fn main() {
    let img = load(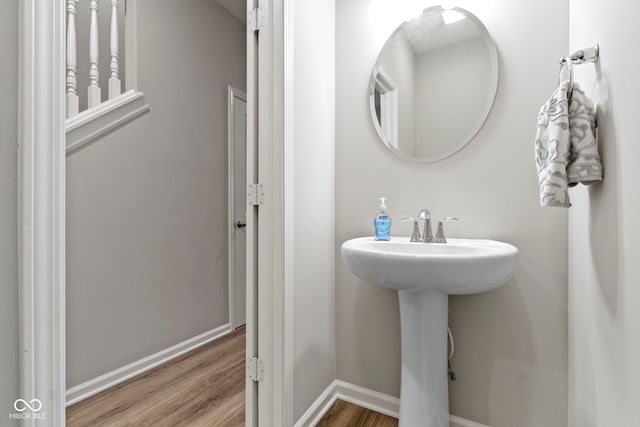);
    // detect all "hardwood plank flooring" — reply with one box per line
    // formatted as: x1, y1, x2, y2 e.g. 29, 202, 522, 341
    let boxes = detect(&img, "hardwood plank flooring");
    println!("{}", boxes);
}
66, 326, 246, 427
316, 400, 398, 427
